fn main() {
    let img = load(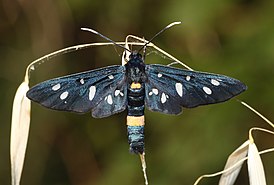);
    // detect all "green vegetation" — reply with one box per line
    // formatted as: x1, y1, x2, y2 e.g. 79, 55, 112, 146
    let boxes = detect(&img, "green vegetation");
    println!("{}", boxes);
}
1, 0, 273, 184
